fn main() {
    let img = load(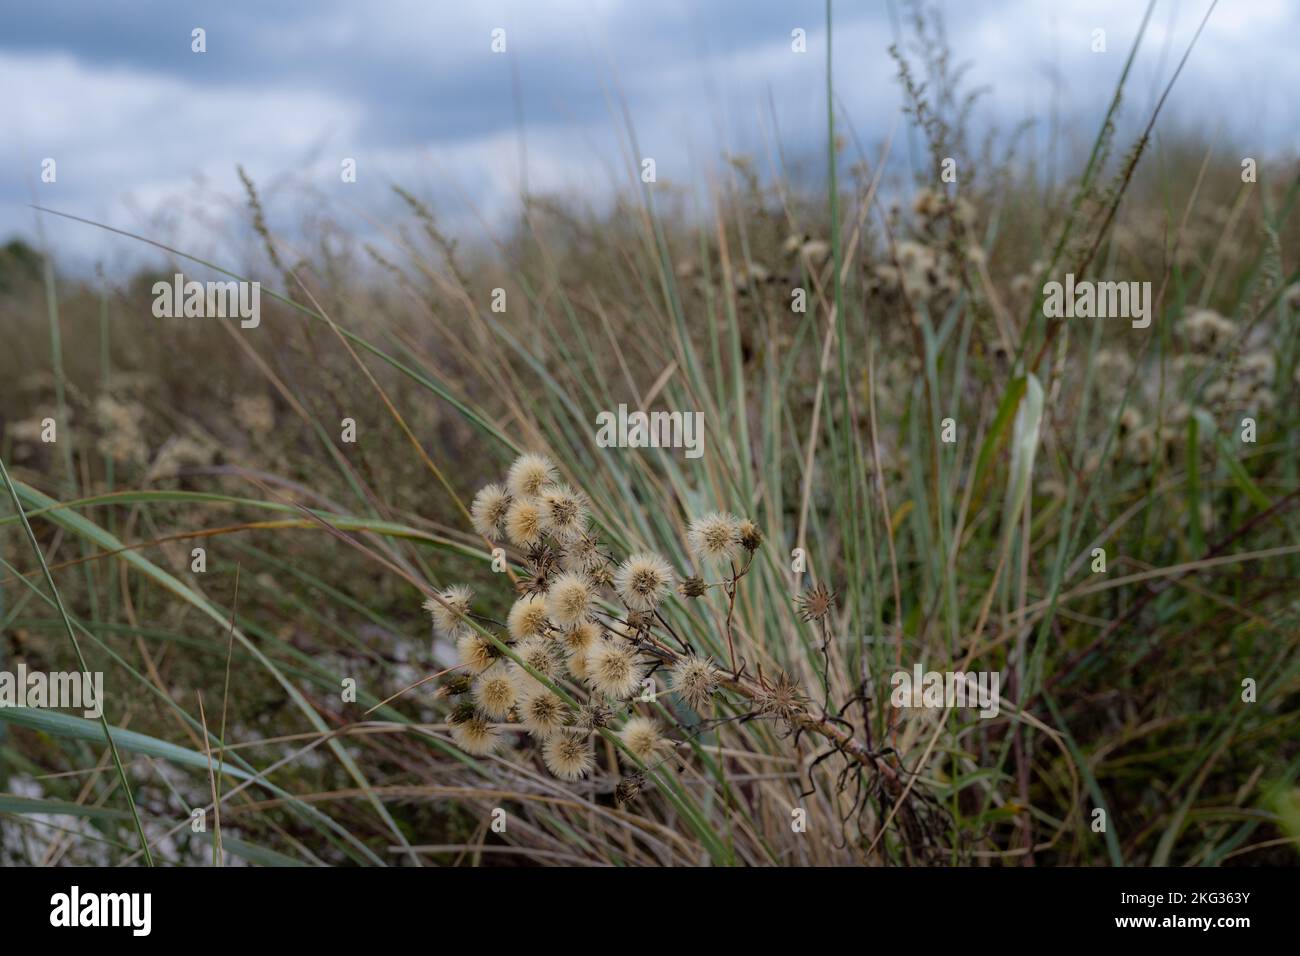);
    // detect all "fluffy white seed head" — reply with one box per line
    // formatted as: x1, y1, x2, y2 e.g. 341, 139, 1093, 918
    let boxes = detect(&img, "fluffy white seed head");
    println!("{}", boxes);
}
537, 483, 588, 542
424, 584, 473, 638
542, 730, 595, 781
507, 453, 558, 499
509, 635, 562, 696
471, 663, 518, 720
456, 633, 499, 675
586, 639, 646, 699
450, 714, 502, 756
504, 498, 543, 549
686, 512, 743, 564
507, 594, 551, 641
470, 484, 512, 540
617, 715, 671, 767
546, 572, 595, 627
671, 655, 719, 712
518, 686, 568, 738
614, 552, 675, 611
